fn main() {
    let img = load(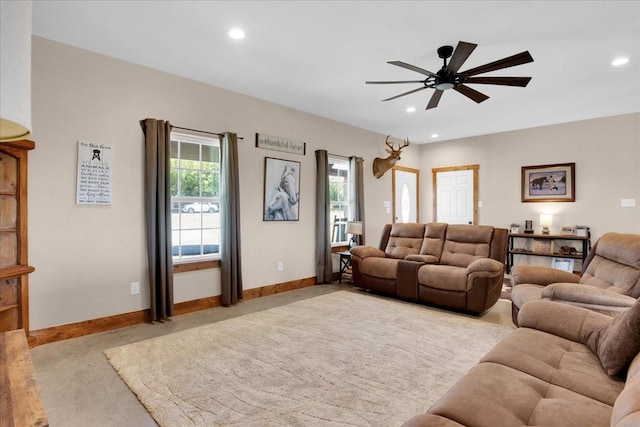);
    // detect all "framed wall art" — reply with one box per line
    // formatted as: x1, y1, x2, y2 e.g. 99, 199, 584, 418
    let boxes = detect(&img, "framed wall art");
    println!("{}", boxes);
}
560, 226, 575, 235
552, 257, 575, 273
263, 157, 300, 221
521, 162, 575, 203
